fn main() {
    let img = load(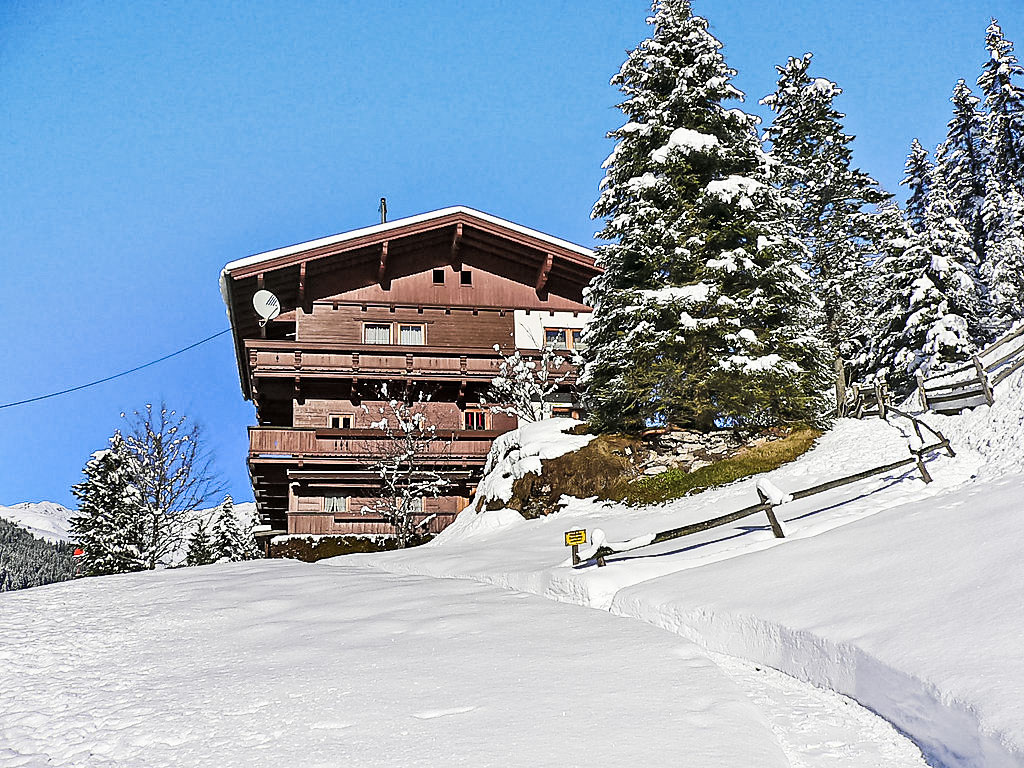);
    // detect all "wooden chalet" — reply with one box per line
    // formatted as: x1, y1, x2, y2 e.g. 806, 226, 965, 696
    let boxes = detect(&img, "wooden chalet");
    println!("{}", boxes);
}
220, 206, 600, 539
